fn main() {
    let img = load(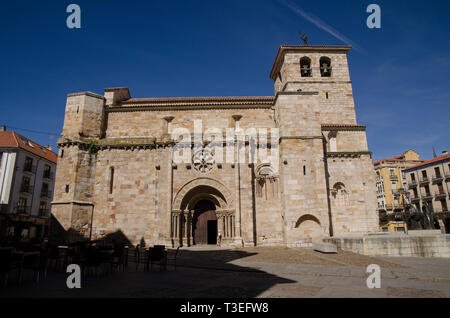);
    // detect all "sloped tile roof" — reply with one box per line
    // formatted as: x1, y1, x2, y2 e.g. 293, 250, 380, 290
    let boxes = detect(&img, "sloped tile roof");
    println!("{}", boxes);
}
404, 153, 450, 171
0, 131, 57, 164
